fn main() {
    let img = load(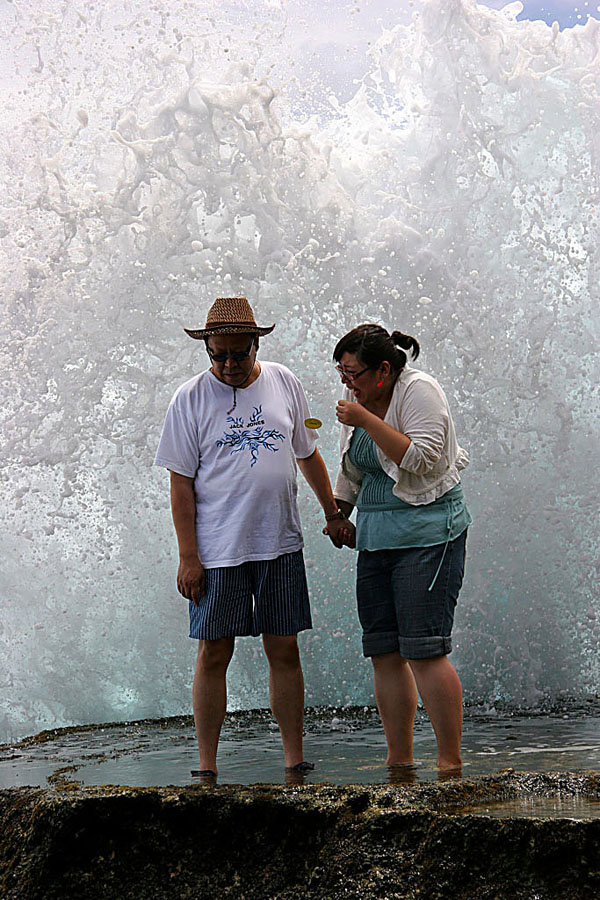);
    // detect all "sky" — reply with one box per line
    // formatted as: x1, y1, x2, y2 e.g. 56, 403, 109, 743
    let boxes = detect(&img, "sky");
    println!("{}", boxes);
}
482, 0, 598, 26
